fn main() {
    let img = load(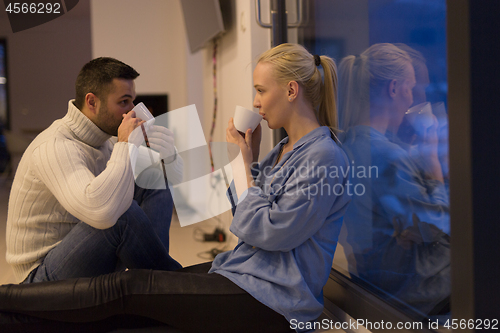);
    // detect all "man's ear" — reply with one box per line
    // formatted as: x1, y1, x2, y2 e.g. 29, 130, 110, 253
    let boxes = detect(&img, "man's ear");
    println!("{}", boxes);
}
85, 93, 99, 114
287, 81, 299, 101
388, 79, 398, 99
